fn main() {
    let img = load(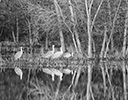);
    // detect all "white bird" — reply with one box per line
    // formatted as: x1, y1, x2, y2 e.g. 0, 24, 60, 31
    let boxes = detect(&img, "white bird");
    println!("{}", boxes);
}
14, 67, 23, 80
14, 47, 23, 60
63, 52, 73, 58
42, 45, 55, 58
43, 68, 55, 81
51, 68, 63, 81
62, 68, 73, 74
51, 47, 63, 59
